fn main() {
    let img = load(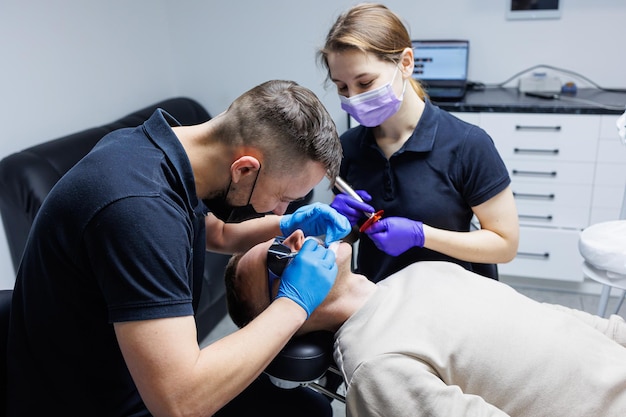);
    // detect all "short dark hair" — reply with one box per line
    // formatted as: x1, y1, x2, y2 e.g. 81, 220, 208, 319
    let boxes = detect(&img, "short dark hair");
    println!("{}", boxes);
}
221, 80, 342, 185
224, 252, 258, 328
